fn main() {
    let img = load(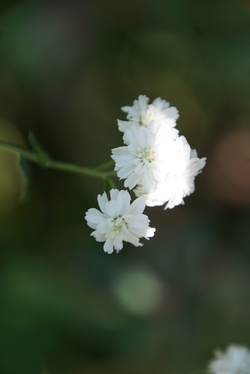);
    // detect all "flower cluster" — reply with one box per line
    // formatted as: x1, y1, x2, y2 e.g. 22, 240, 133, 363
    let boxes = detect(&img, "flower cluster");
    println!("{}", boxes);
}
85, 95, 206, 253
112, 95, 206, 209
208, 345, 250, 374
